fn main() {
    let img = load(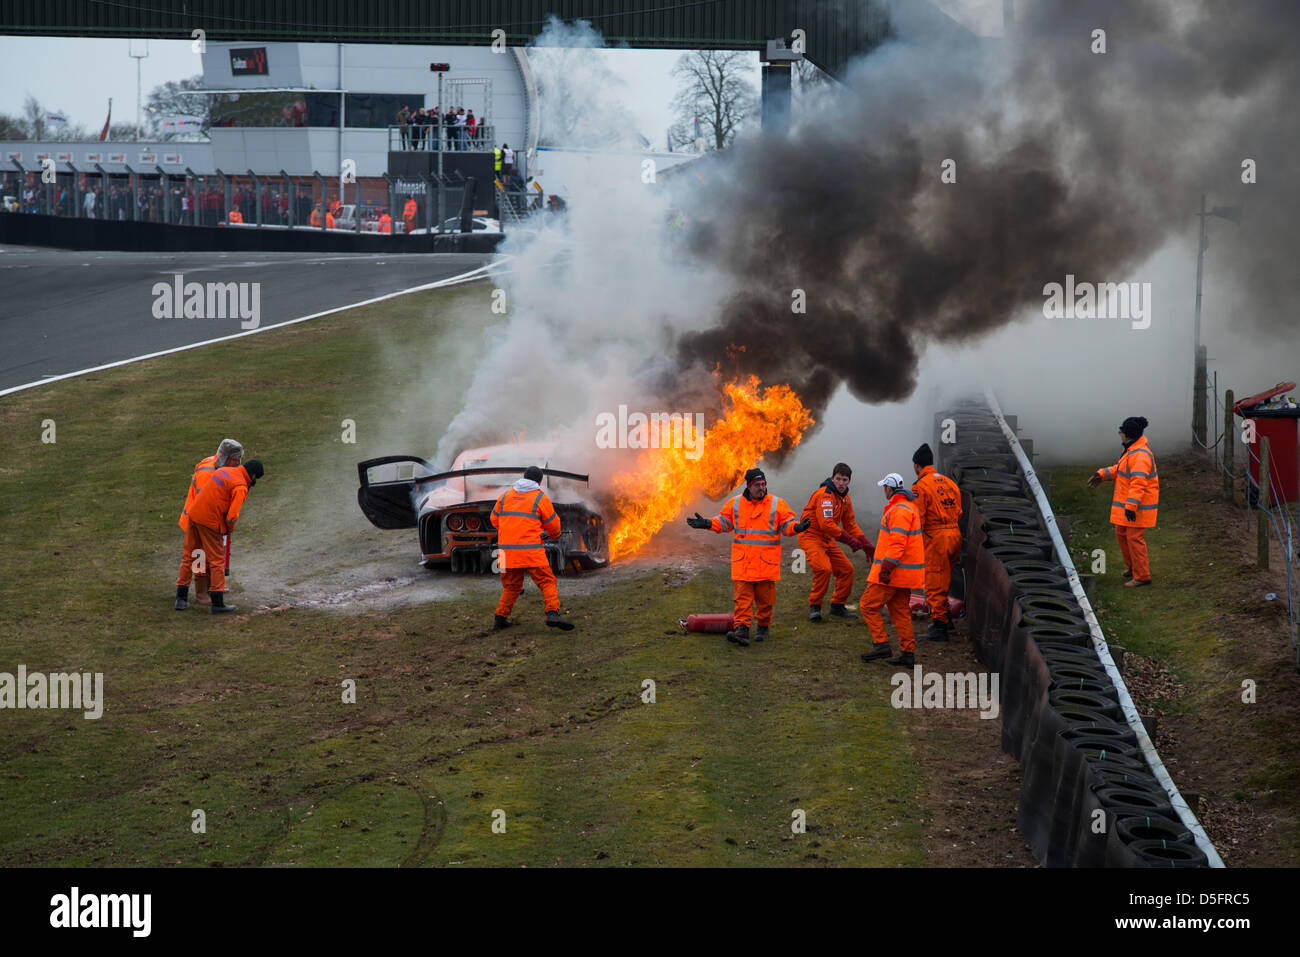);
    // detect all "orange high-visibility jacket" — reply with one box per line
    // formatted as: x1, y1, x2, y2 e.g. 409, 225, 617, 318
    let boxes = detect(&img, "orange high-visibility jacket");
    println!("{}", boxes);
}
186, 465, 253, 535
179, 454, 218, 531
867, 492, 925, 587
228, 210, 243, 223
378, 214, 392, 233
490, 485, 561, 569
710, 492, 798, 582
325, 212, 335, 228
1096, 435, 1159, 528
403, 199, 418, 218
912, 465, 963, 532
799, 481, 866, 543
310, 208, 323, 227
